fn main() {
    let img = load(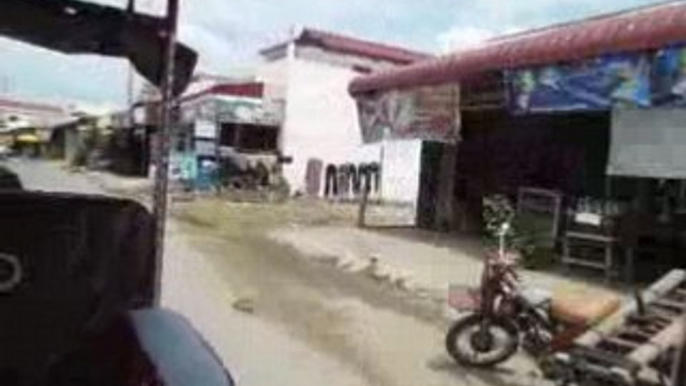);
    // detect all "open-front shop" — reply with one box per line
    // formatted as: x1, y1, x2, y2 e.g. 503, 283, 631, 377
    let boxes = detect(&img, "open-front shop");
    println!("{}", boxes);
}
350, 2, 686, 283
